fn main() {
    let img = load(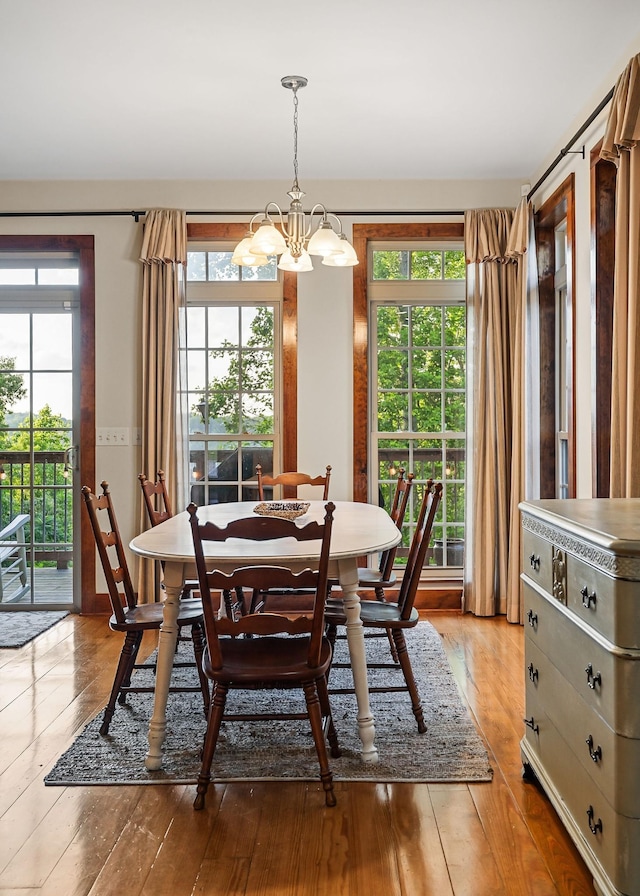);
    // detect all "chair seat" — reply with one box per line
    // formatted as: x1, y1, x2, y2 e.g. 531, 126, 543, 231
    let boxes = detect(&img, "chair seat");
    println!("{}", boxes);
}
324, 597, 419, 629
203, 635, 333, 685
109, 598, 204, 633
357, 568, 397, 589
